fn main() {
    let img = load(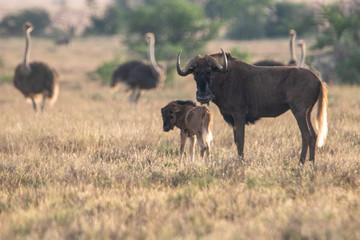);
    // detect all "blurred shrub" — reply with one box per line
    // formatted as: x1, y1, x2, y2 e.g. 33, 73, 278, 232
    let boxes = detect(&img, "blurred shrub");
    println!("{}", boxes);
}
125, 0, 220, 83
230, 47, 251, 63
0, 8, 51, 36
125, 0, 220, 57
226, 14, 267, 39
87, 57, 122, 85
336, 49, 360, 84
203, 0, 268, 40
265, 2, 318, 37
0, 57, 12, 85
0, 74, 13, 84
313, 0, 360, 84
84, 6, 124, 35
205, 0, 316, 39
204, 0, 238, 20
88, 0, 220, 84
